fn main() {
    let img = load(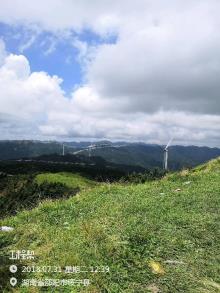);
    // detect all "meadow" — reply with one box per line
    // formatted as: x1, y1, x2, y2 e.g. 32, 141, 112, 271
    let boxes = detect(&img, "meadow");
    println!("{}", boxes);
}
0, 158, 220, 292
